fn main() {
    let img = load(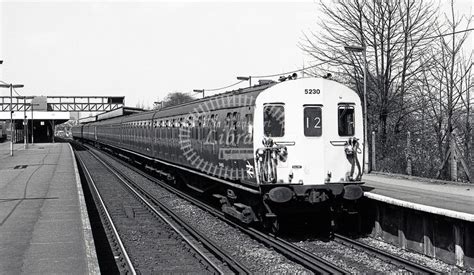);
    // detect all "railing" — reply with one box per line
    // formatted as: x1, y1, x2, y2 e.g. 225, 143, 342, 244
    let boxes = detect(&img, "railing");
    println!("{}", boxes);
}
0, 96, 124, 112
